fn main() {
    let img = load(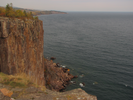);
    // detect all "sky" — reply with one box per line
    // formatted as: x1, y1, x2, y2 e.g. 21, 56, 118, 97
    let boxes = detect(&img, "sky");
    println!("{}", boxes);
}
0, 0, 133, 12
